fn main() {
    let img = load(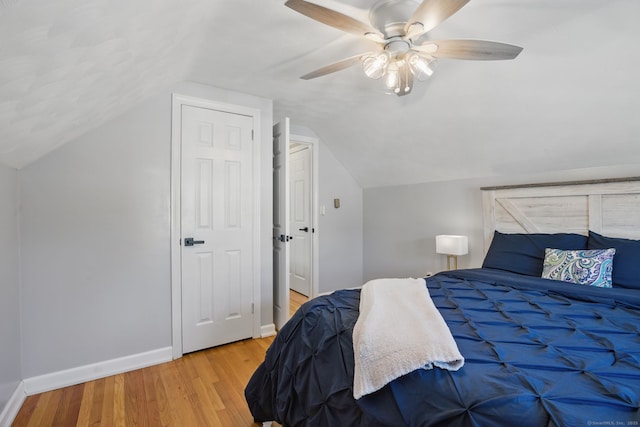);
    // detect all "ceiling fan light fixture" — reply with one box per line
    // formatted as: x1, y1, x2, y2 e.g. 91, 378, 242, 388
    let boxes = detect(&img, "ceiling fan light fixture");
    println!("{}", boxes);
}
383, 59, 413, 96
362, 52, 390, 79
384, 62, 399, 90
408, 53, 435, 81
